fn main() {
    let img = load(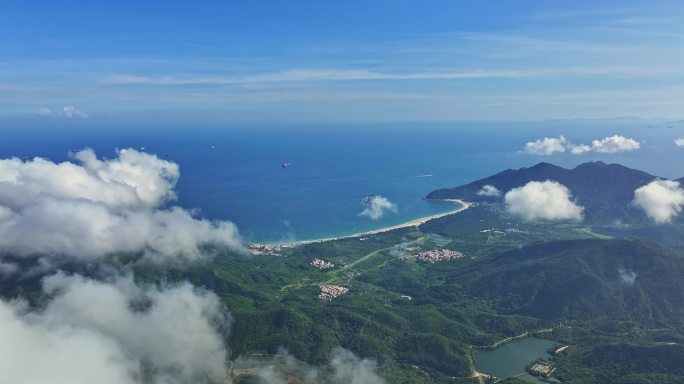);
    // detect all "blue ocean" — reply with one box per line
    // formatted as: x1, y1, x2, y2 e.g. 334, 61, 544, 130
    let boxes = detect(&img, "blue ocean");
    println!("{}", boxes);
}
0, 121, 679, 243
